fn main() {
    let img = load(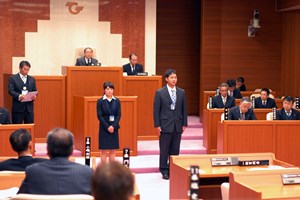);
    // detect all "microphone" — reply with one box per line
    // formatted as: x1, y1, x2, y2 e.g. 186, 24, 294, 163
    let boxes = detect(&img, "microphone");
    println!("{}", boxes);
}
189, 165, 200, 200
123, 148, 130, 168
85, 137, 91, 166
209, 96, 212, 109
272, 107, 277, 120
252, 96, 255, 108
224, 107, 229, 120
